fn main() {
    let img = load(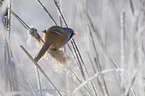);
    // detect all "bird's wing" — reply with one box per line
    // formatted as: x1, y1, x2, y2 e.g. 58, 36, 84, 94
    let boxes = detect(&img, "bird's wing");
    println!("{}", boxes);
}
51, 28, 64, 35
34, 40, 53, 62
